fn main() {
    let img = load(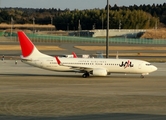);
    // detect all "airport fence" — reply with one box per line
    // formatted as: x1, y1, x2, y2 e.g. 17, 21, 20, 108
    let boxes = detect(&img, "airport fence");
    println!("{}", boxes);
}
4, 33, 166, 45
0, 31, 5, 36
